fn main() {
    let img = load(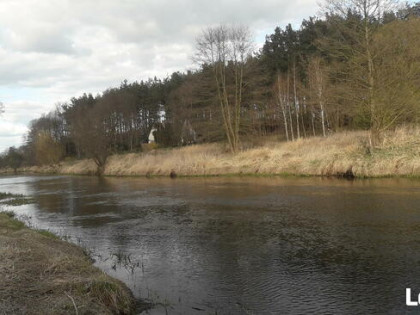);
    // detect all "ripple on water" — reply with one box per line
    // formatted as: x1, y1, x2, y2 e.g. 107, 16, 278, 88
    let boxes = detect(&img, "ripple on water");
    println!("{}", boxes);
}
2, 175, 420, 314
